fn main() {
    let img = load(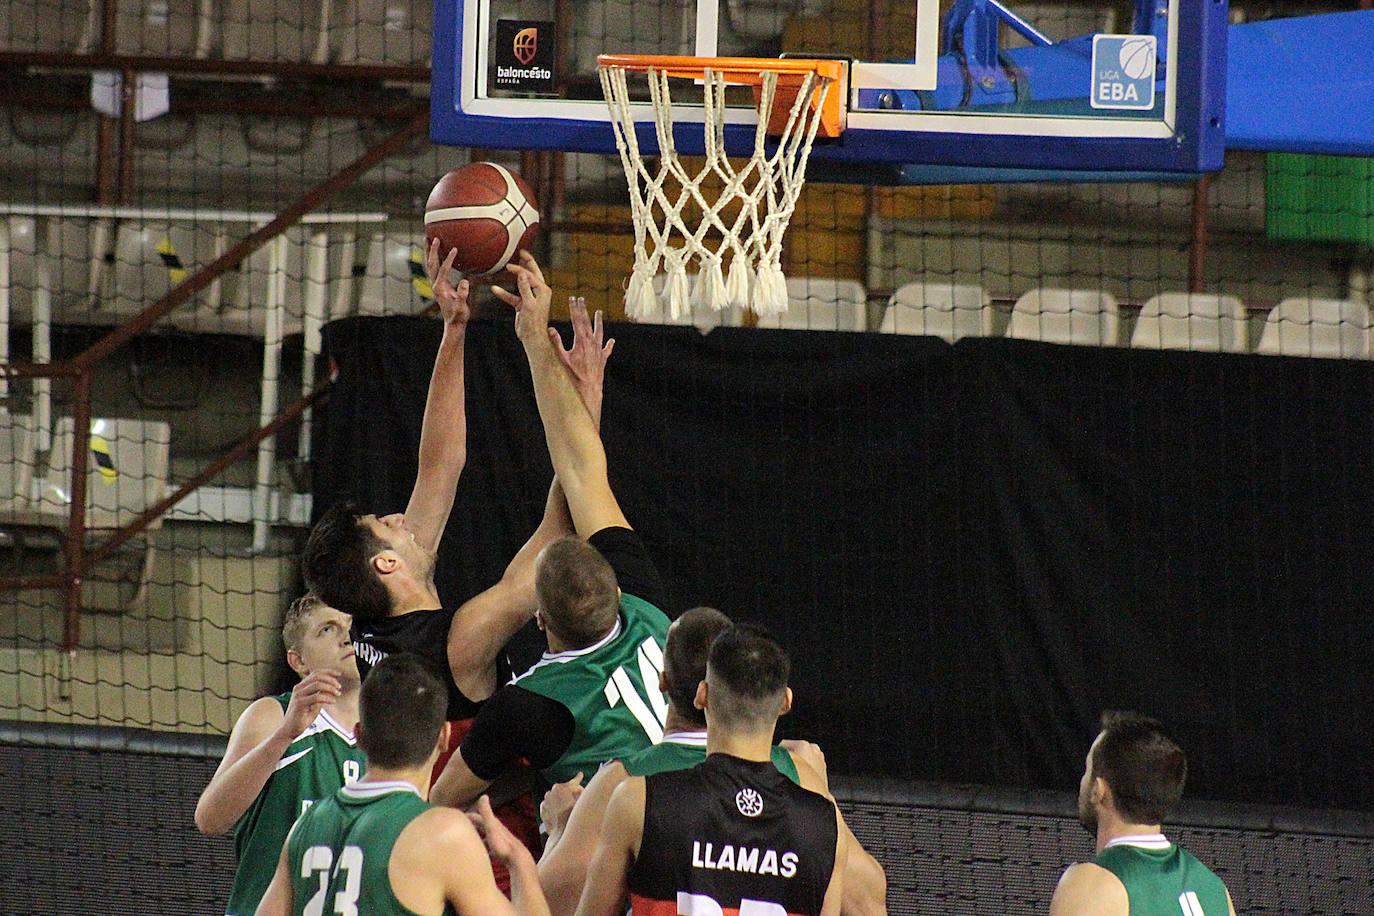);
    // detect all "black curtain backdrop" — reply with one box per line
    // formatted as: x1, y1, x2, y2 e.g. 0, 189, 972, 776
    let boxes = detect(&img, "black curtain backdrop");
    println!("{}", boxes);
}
315, 316, 1374, 811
